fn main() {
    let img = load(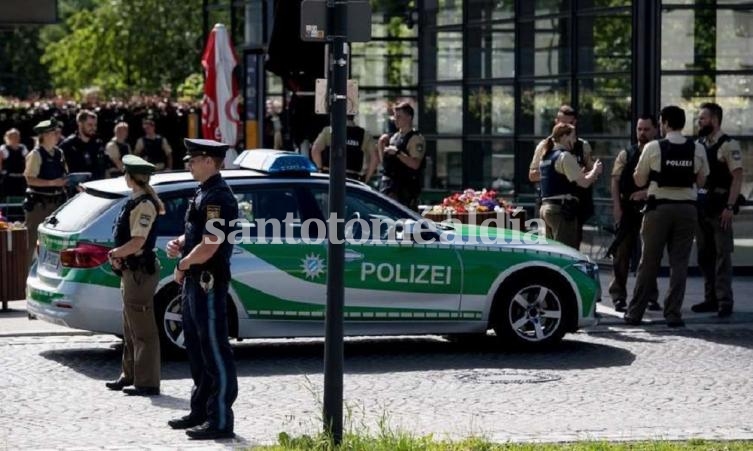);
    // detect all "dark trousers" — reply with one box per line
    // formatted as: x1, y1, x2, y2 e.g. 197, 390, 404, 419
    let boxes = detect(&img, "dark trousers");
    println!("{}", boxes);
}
627, 203, 697, 322
182, 273, 238, 431
608, 217, 640, 302
696, 213, 735, 308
